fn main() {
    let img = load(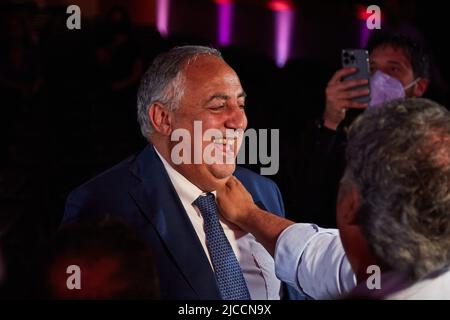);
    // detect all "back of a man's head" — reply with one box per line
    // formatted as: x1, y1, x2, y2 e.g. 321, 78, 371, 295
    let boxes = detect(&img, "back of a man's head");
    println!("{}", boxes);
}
346, 98, 450, 280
